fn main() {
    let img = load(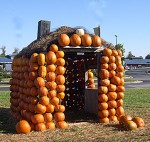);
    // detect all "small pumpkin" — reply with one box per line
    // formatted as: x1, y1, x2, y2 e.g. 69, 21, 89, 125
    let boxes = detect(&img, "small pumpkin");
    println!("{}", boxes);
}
107, 92, 117, 101
38, 66, 47, 78
56, 58, 65, 66
99, 117, 109, 124
31, 114, 44, 124
39, 96, 49, 105
46, 81, 57, 90
98, 110, 109, 118
56, 85, 65, 92
30, 53, 38, 63
56, 121, 68, 129
50, 97, 60, 106
45, 122, 55, 129
55, 105, 65, 112
34, 77, 45, 88
43, 113, 53, 122
103, 48, 112, 56
46, 64, 56, 72
38, 86, 48, 96
34, 104, 46, 114
46, 72, 56, 82
49, 44, 58, 52
46, 103, 55, 113
37, 53, 45, 66
111, 76, 121, 86
54, 112, 65, 121
132, 117, 145, 128
46, 51, 57, 64
56, 51, 65, 58
108, 108, 116, 116
107, 100, 117, 109
108, 84, 117, 92
98, 102, 108, 110
112, 49, 118, 56
98, 94, 108, 102
100, 56, 109, 64
56, 75, 65, 85
35, 123, 46, 131
47, 90, 57, 98
98, 86, 108, 94
125, 121, 137, 131
57, 92, 65, 99
99, 69, 109, 79
56, 66, 65, 75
